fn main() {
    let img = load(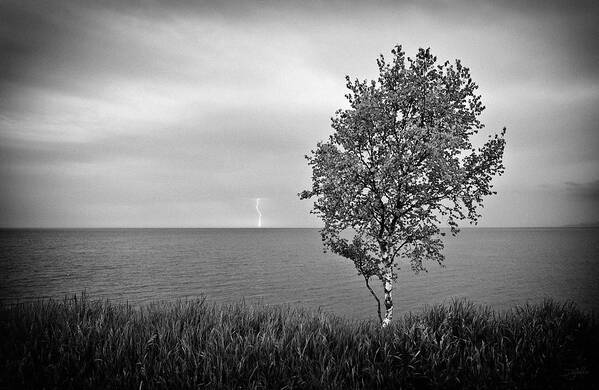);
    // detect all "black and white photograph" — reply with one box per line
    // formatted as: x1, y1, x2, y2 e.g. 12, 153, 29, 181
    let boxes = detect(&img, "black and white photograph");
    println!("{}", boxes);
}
1, 0, 598, 388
